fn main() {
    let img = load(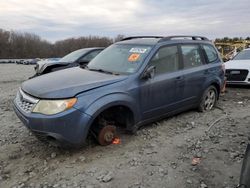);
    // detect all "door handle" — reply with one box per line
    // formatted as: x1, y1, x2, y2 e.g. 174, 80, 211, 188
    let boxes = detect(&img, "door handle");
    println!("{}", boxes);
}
204, 69, 210, 74
176, 76, 184, 80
